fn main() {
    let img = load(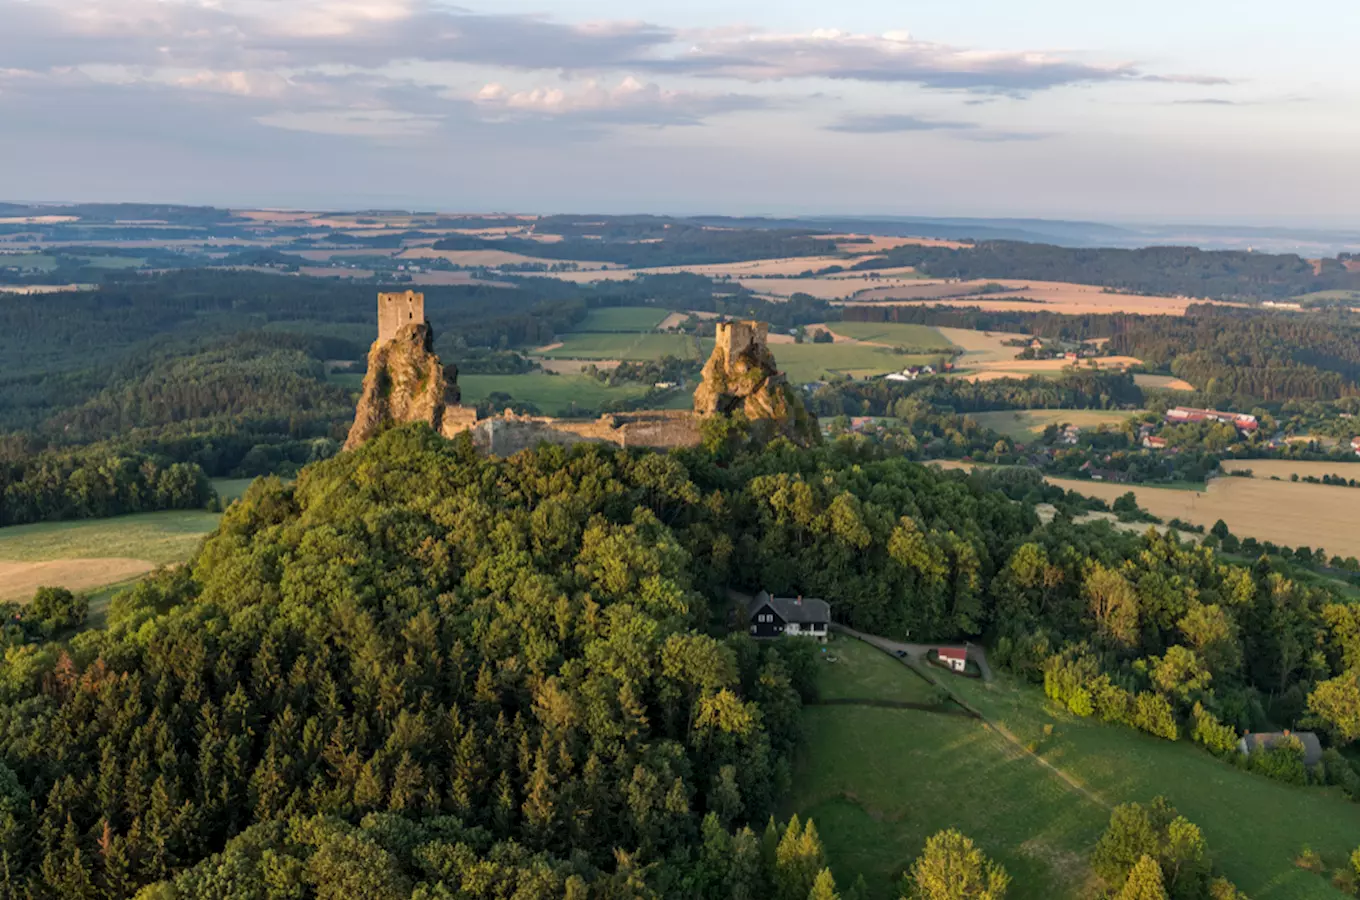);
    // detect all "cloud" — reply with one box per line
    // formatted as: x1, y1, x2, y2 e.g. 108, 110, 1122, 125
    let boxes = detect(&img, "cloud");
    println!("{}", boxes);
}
635, 28, 1166, 93
473, 76, 770, 126
826, 114, 978, 133
825, 113, 1050, 143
